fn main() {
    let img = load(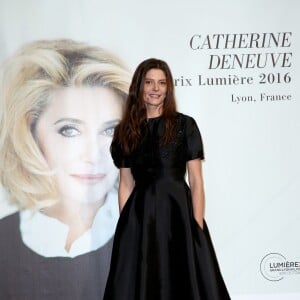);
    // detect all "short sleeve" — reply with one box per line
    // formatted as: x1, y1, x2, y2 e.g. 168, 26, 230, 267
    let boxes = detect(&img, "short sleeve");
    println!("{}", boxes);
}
185, 116, 205, 161
110, 139, 132, 168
